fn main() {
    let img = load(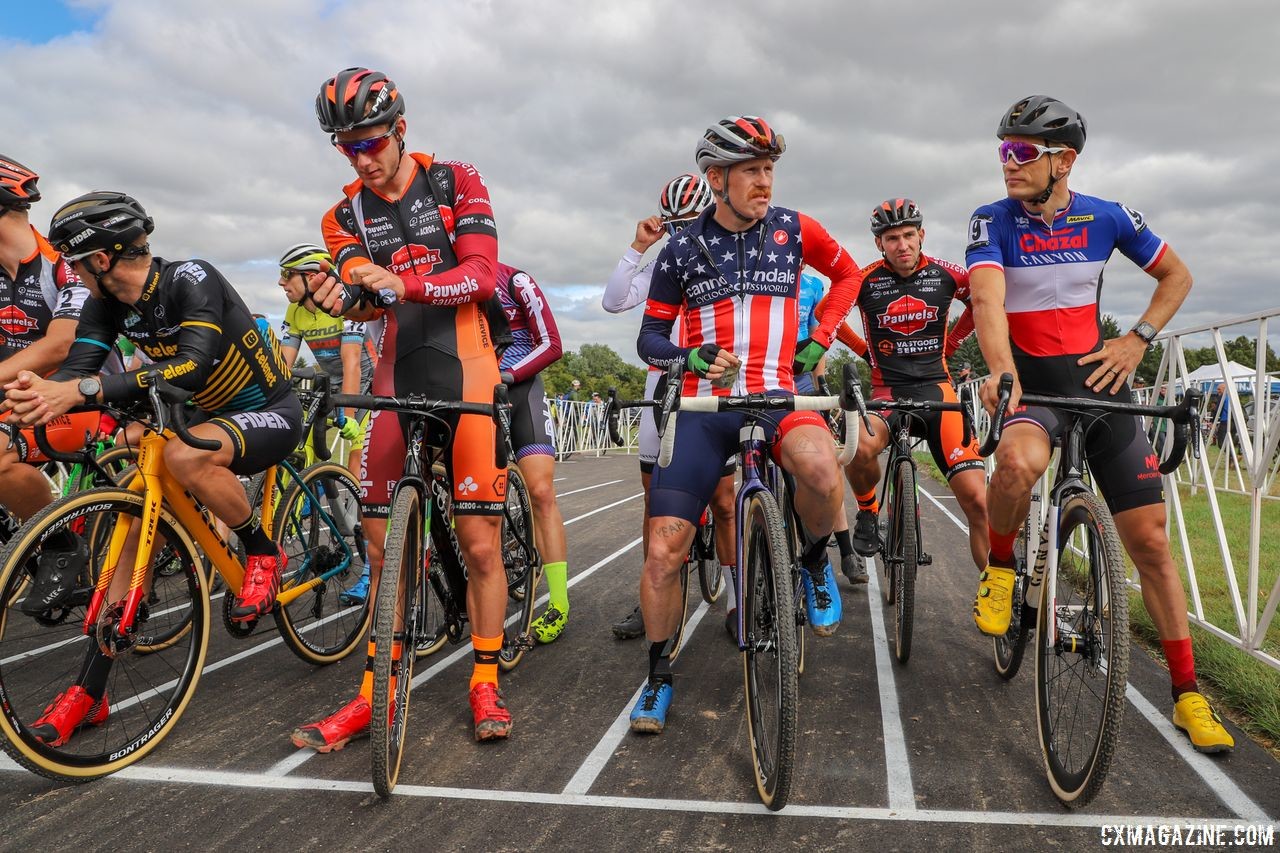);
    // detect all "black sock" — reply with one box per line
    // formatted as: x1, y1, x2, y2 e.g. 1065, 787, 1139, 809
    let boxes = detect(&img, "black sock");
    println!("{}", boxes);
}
834, 529, 854, 559
1172, 679, 1199, 703
76, 645, 113, 701
799, 524, 829, 570
648, 639, 672, 685
230, 514, 274, 556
